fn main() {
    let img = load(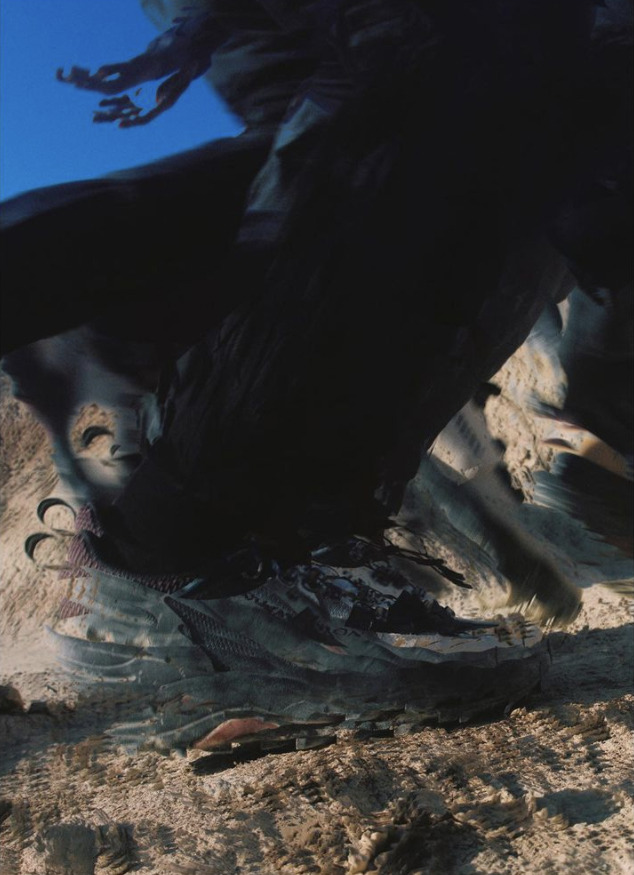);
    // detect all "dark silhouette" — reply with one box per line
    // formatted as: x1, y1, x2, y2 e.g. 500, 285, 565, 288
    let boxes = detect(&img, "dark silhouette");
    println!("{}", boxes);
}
1, 0, 631, 577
